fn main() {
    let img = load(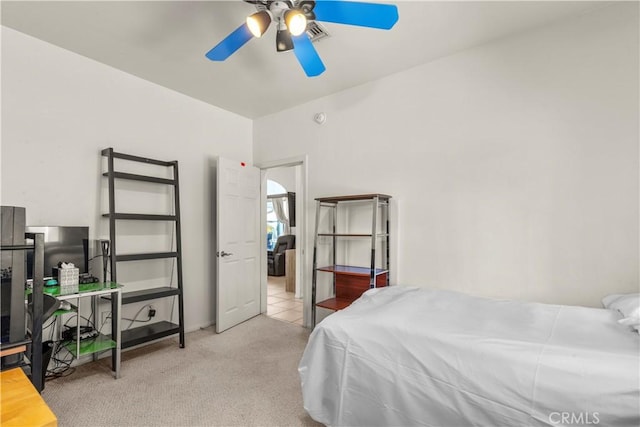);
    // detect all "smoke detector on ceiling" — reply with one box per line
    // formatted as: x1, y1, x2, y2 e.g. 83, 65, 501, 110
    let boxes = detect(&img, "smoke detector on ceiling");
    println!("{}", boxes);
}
314, 112, 327, 124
